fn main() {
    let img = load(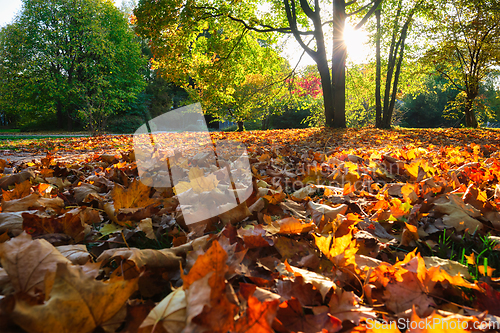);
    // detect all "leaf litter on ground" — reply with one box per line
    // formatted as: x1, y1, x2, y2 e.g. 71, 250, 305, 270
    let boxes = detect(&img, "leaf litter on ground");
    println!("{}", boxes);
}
0, 127, 500, 332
